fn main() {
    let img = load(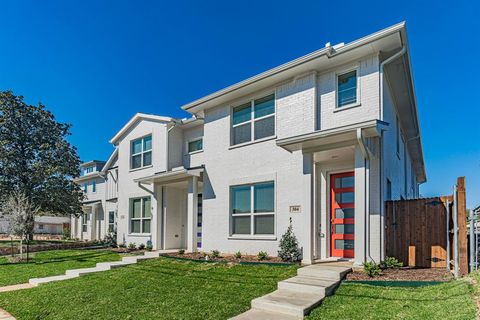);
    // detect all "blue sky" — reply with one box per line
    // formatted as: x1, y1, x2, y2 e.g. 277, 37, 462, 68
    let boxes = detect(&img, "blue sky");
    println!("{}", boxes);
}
0, 1, 479, 207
